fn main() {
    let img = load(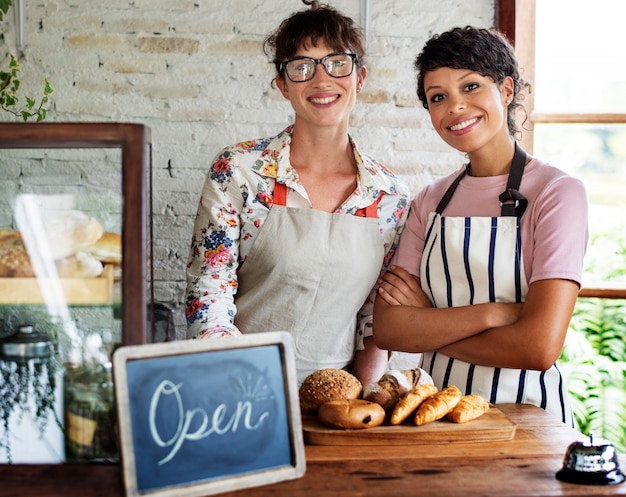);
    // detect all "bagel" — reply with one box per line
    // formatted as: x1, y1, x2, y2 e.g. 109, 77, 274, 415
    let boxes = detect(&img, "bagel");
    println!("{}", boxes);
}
318, 399, 386, 429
